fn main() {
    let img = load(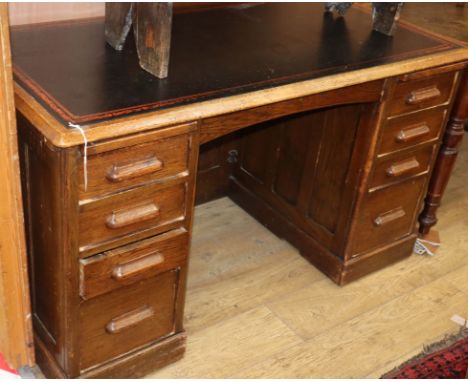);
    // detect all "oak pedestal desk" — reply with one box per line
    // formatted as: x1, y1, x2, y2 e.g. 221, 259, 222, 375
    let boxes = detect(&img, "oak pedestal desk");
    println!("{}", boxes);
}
11, 4, 468, 379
